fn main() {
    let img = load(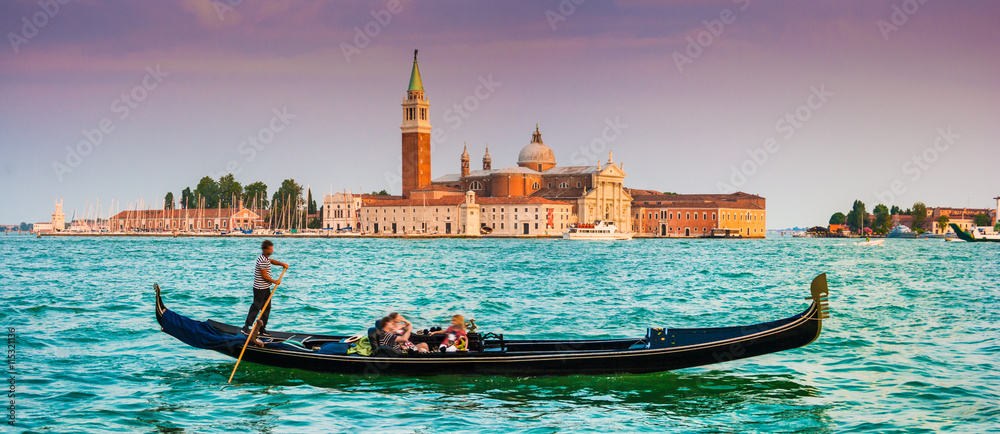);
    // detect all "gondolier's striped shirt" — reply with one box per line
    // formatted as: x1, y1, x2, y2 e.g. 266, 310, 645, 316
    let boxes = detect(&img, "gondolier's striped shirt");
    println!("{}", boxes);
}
253, 254, 272, 290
